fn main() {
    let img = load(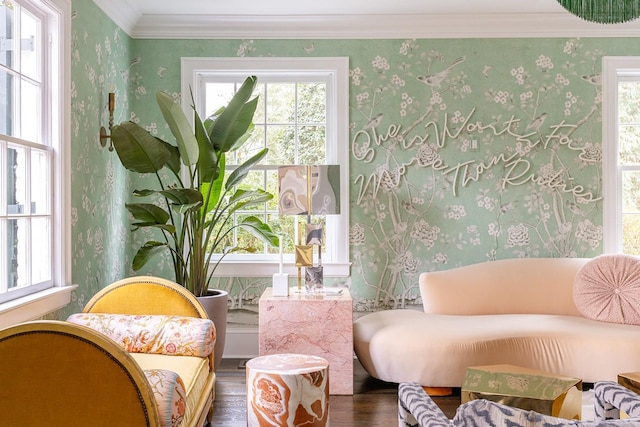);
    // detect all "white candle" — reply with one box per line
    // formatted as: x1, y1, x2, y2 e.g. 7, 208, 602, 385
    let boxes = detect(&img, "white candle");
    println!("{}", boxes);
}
279, 242, 283, 274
